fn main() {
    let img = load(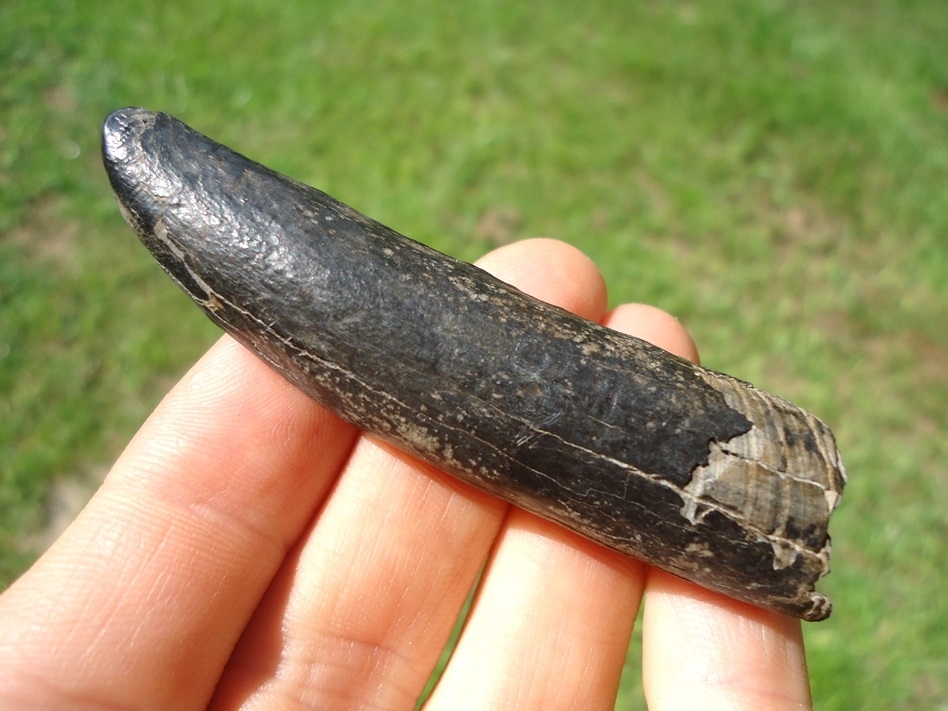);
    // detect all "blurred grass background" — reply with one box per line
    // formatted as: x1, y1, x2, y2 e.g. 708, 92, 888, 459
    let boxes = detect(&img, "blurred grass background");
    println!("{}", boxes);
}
1, 1, 946, 708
